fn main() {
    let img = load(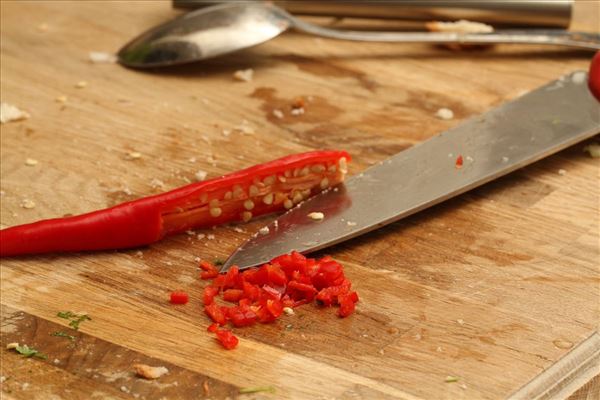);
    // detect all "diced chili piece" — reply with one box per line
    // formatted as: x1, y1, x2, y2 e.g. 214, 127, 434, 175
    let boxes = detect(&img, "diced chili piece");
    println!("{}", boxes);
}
455, 155, 463, 169
200, 261, 219, 280
261, 285, 283, 301
265, 299, 283, 318
170, 291, 189, 305
266, 263, 287, 286
227, 306, 258, 327
223, 289, 244, 303
222, 266, 239, 289
203, 286, 219, 305
288, 281, 317, 295
207, 323, 219, 333
215, 329, 239, 350
205, 303, 227, 325
338, 295, 356, 318
242, 281, 260, 302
